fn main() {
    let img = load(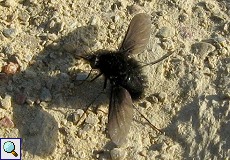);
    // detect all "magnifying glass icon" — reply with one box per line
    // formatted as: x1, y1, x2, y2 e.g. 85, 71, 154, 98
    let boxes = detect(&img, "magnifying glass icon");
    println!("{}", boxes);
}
3, 141, 18, 157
